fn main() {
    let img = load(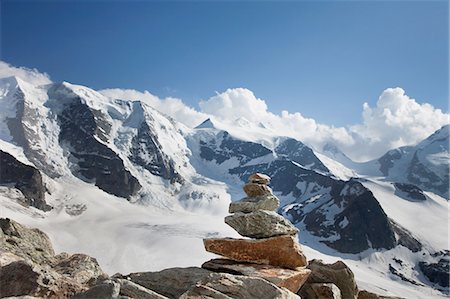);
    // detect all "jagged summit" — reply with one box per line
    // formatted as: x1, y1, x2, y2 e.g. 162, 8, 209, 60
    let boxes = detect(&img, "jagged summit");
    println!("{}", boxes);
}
195, 117, 216, 129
